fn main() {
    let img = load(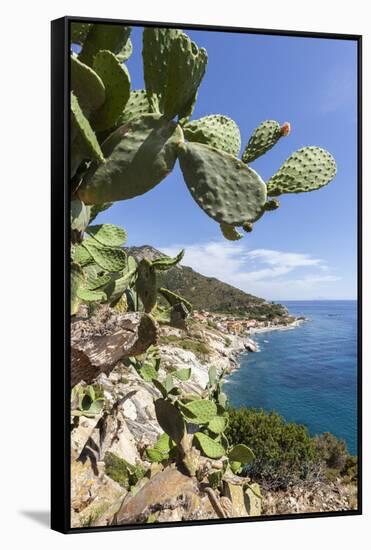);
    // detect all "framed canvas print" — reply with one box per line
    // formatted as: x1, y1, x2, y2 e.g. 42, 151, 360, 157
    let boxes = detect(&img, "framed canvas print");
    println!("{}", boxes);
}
51, 16, 362, 533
